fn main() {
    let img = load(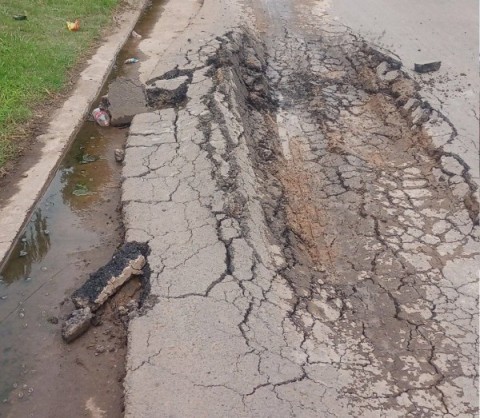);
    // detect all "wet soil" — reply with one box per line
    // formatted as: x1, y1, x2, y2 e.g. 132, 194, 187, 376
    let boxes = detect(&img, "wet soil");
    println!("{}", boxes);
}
0, 1, 165, 416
